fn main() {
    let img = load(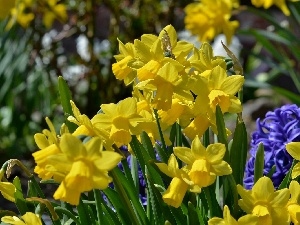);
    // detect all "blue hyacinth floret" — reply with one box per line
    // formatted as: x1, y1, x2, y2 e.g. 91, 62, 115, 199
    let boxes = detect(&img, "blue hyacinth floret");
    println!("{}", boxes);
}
244, 104, 300, 189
